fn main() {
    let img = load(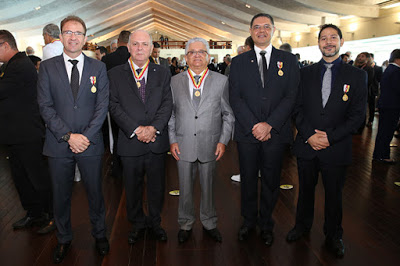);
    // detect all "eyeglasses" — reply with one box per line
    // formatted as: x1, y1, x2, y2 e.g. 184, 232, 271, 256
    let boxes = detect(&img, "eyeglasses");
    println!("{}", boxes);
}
187, 50, 207, 56
62, 31, 85, 36
252, 24, 273, 31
